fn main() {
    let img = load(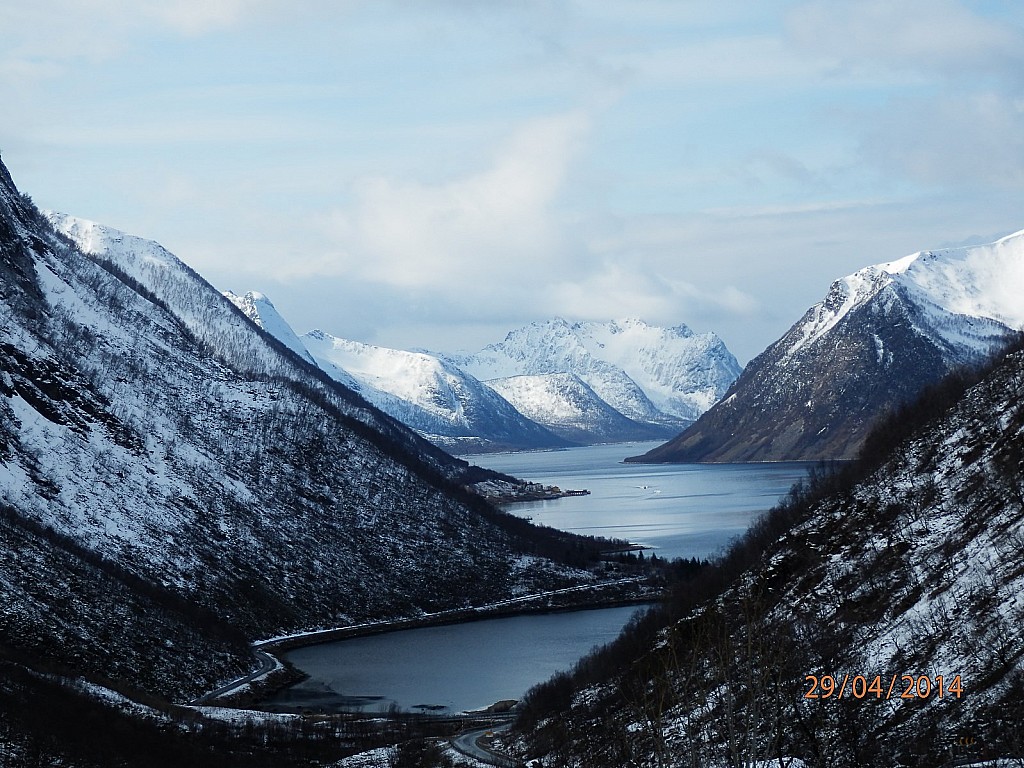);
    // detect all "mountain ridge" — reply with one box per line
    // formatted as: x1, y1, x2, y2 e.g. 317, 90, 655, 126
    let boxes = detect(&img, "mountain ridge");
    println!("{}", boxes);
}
633, 234, 1024, 463
449, 316, 742, 444
0, 161, 609, 709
